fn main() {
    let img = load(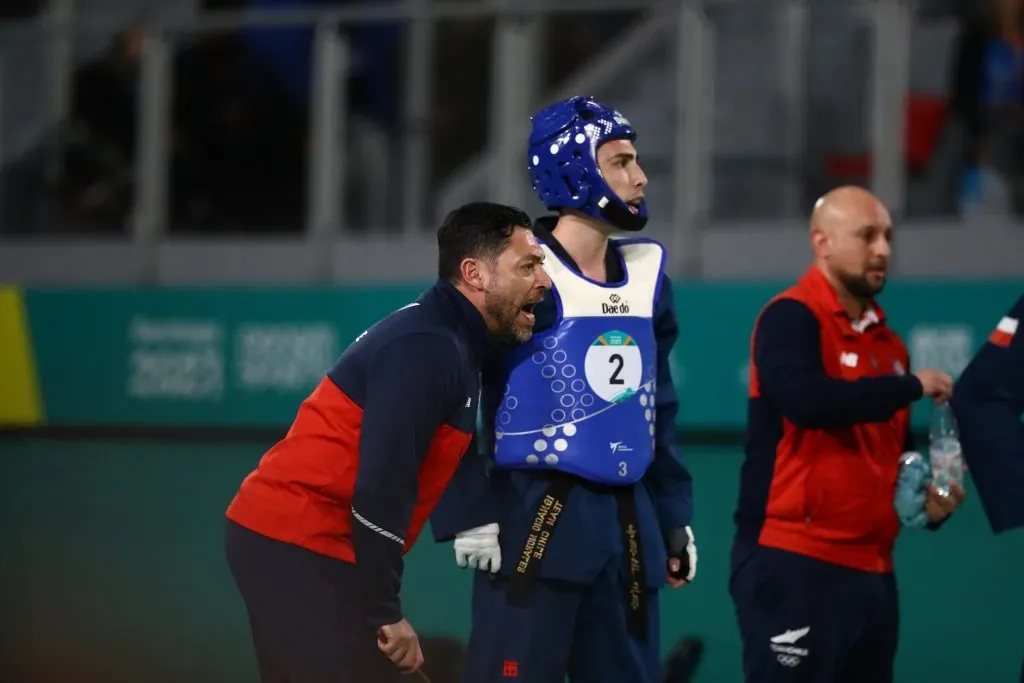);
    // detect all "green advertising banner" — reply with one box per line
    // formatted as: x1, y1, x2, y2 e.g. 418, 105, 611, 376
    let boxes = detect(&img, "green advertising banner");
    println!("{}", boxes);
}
23, 286, 425, 427
19, 281, 1024, 430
